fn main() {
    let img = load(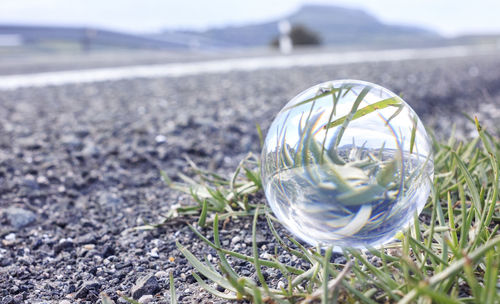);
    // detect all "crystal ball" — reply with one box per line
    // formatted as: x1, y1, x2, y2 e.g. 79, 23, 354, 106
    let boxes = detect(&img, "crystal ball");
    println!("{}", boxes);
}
261, 80, 434, 250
